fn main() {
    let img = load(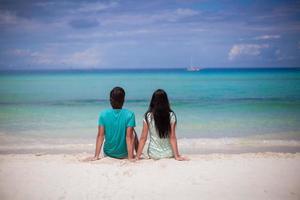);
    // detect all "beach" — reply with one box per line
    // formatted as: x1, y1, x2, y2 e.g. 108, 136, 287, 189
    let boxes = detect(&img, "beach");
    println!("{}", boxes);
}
1, 0, 300, 198
0, 152, 299, 200
1, 69, 300, 199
